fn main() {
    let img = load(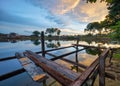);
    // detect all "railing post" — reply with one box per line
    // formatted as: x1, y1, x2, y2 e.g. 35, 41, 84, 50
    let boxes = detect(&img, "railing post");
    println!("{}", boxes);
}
99, 55, 105, 86
41, 31, 45, 57
75, 39, 79, 72
99, 48, 109, 86
109, 49, 113, 63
